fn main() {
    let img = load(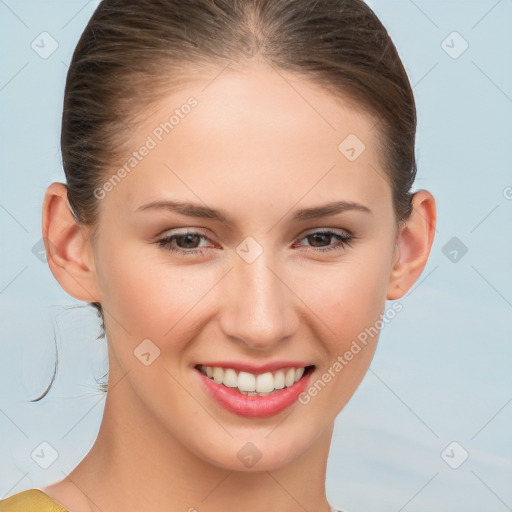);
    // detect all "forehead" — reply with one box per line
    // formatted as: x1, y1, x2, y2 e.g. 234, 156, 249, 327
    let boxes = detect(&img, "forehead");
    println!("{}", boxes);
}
102, 62, 391, 219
